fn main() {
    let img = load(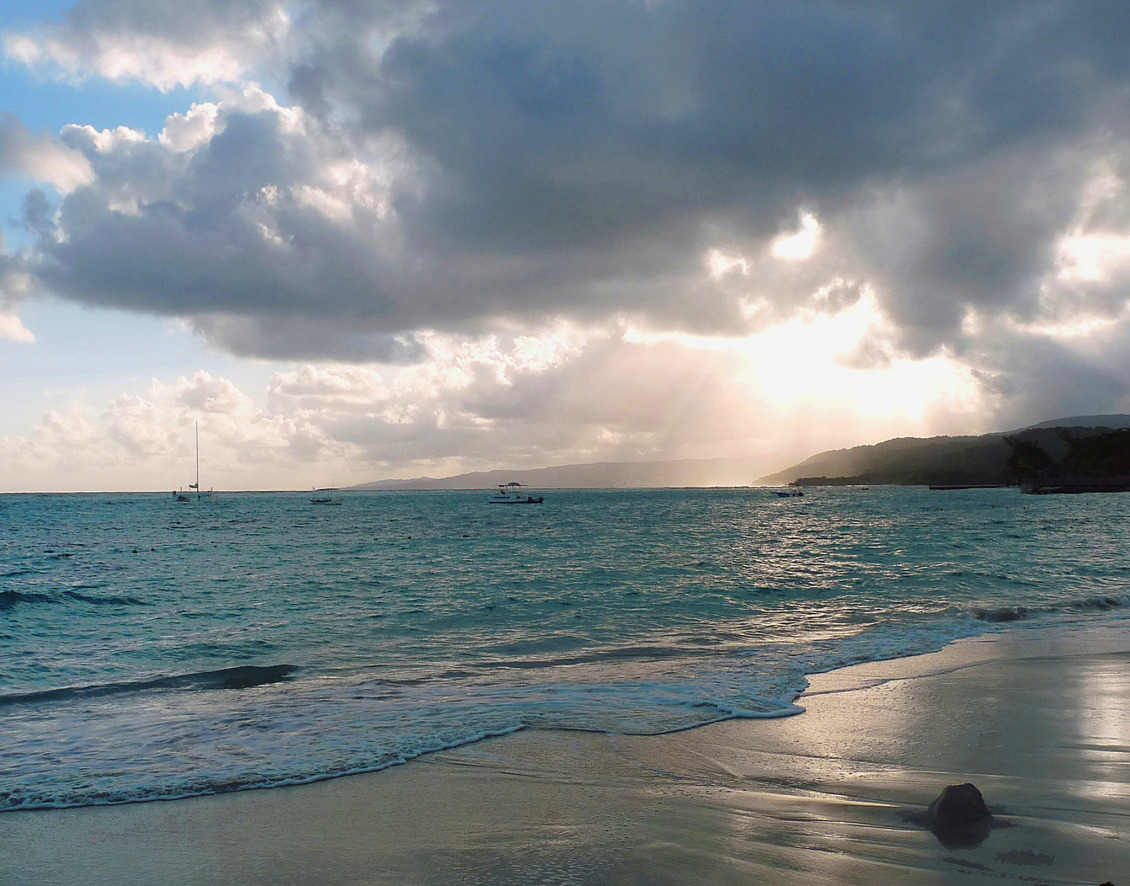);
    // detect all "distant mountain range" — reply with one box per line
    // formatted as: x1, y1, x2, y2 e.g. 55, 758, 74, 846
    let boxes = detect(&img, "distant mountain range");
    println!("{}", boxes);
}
349, 415, 1130, 491
349, 456, 767, 490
